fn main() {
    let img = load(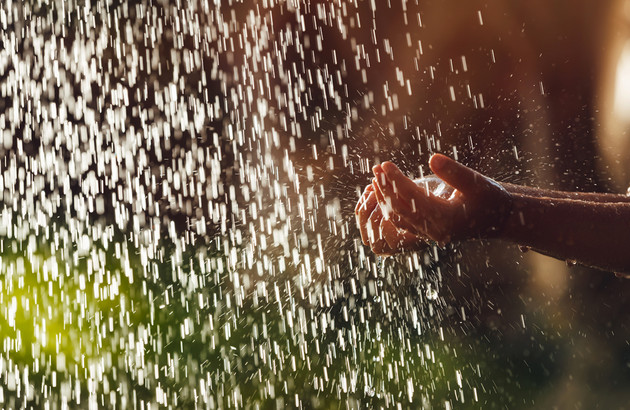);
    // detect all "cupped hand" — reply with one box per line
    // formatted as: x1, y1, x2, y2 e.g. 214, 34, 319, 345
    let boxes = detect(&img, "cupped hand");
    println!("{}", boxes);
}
354, 182, 426, 255
372, 154, 513, 245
